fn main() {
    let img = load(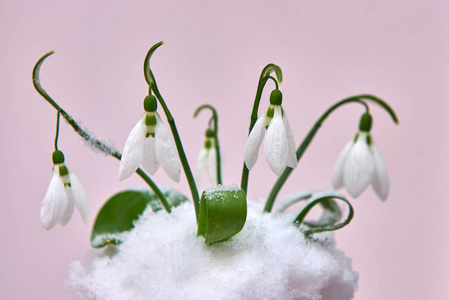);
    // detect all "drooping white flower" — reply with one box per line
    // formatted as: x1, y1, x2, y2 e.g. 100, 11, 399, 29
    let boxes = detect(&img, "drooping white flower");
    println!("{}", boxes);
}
244, 89, 297, 176
195, 131, 217, 187
332, 131, 389, 201
119, 95, 181, 182
40, 151, 89, 230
